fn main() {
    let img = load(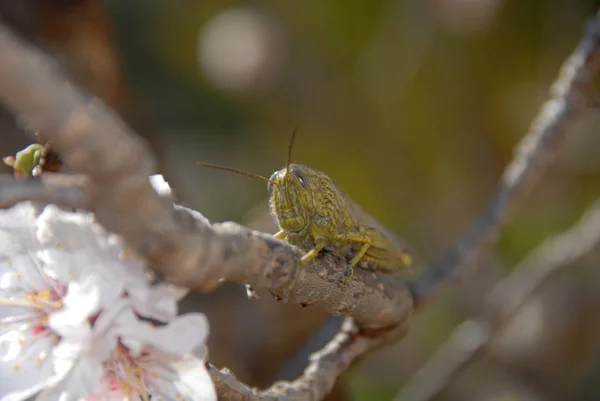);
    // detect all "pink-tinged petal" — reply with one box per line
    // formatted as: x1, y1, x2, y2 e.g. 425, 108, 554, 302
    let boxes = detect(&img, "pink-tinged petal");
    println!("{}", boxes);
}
50, 310, 214, 400
40, 328, 122, 401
